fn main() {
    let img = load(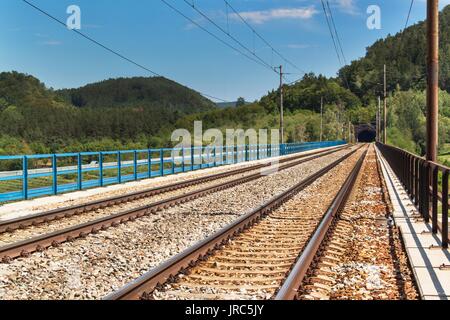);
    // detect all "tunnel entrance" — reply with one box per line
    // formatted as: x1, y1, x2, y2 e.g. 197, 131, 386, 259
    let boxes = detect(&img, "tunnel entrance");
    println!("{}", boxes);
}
358, 129, 376, 142
355, 124, 377, 143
